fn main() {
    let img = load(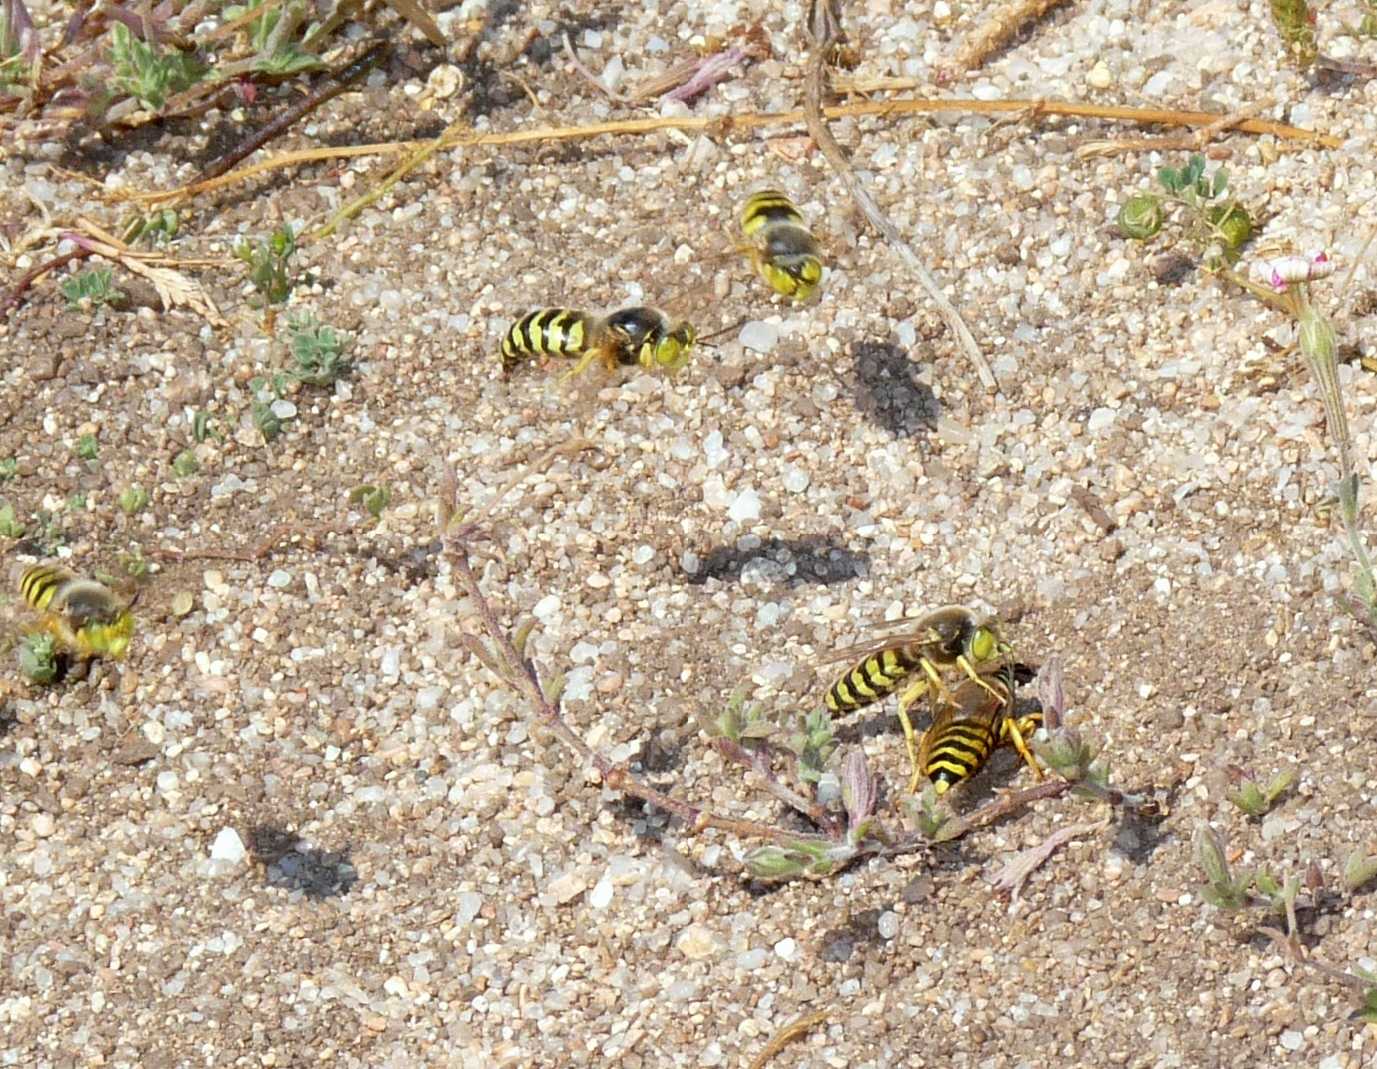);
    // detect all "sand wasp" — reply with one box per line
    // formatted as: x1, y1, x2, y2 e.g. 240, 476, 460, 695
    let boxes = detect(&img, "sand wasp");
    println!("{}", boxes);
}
918, 661, 1044, 796
738, 190, 824, 302
15, 563, 135, 660
820, 606, 1009, 787
500, 306, 697, 381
